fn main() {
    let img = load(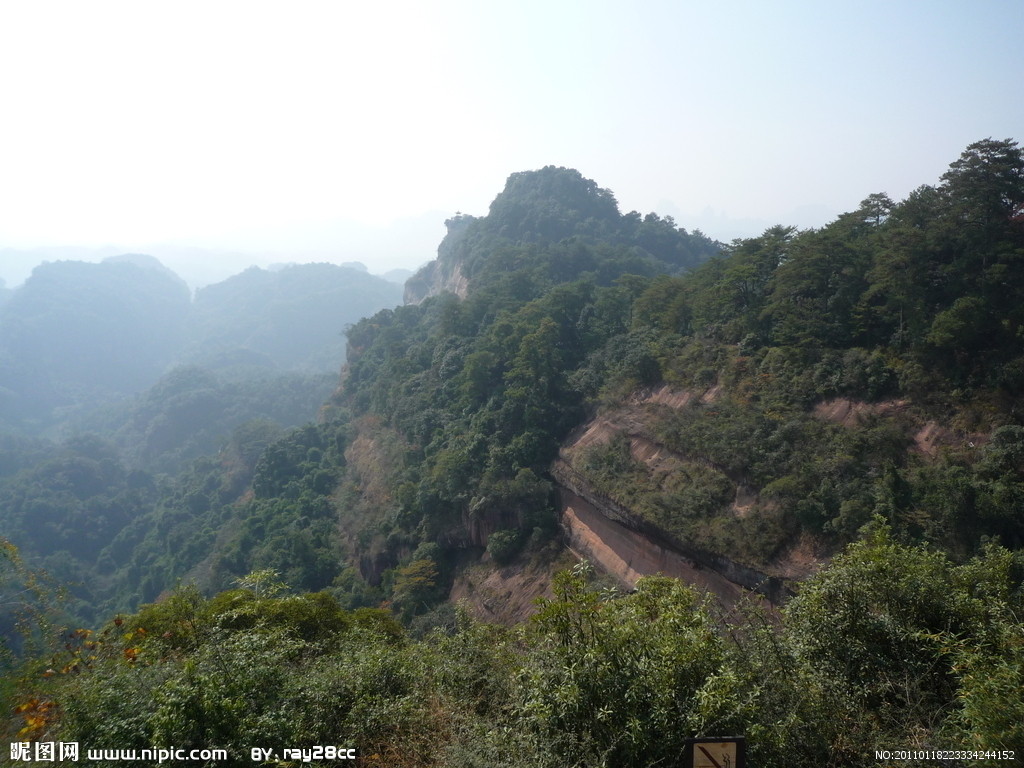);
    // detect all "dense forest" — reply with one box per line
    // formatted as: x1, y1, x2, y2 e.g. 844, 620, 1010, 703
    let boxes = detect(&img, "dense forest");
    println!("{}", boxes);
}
0, 261, 401, 627
3, 142, 1024, 765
